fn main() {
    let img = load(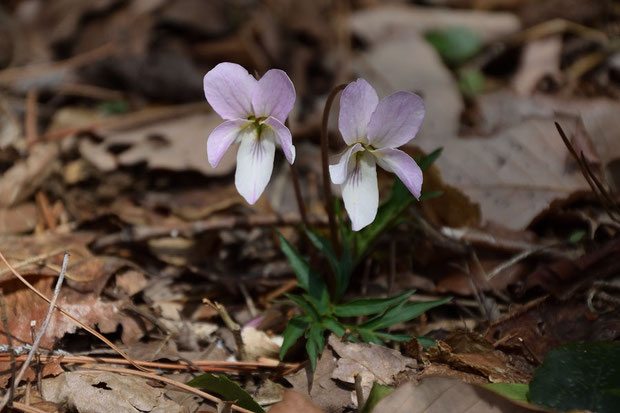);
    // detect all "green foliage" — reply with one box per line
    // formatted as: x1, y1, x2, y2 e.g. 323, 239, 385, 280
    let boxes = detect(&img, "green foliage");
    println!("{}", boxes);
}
569, 229, 586, 244
360, 382, 395, 413
458, 68, 485, 97
484, 383, 529, 403
277, 149, 448, 370
425, 26, 482, 66
528, 341, 620, 413
98, 100, 129, 115
187, 373, 265, 413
